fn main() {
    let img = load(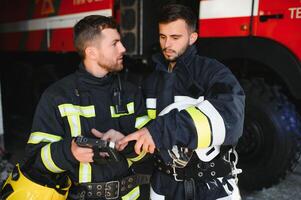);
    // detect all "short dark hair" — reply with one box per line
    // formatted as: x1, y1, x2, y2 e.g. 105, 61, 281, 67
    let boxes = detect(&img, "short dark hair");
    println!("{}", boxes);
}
73, 15, 118, 58
158, 4, 197, 32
